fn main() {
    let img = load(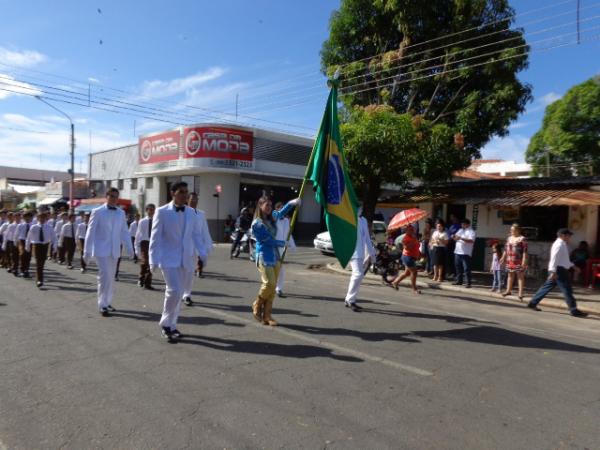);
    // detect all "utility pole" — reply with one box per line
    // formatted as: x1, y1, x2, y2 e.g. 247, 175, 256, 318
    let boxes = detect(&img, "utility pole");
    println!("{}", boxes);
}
544, 146, 551, 177
36, 96, 75, 211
